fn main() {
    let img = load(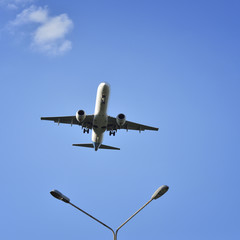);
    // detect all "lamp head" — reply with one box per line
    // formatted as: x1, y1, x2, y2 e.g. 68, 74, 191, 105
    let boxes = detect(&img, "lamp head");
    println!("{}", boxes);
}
151, 185, 169, 200
50, 189, 70, 203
